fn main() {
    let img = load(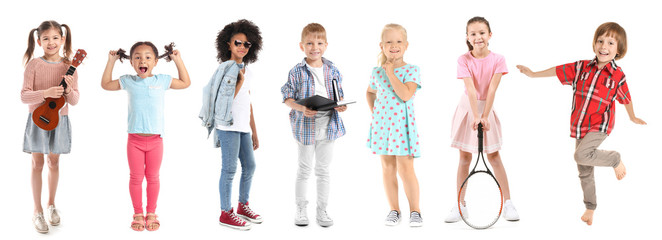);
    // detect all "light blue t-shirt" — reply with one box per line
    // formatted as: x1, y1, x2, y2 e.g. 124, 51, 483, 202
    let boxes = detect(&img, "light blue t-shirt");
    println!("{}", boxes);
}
119, 74, 172, 136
